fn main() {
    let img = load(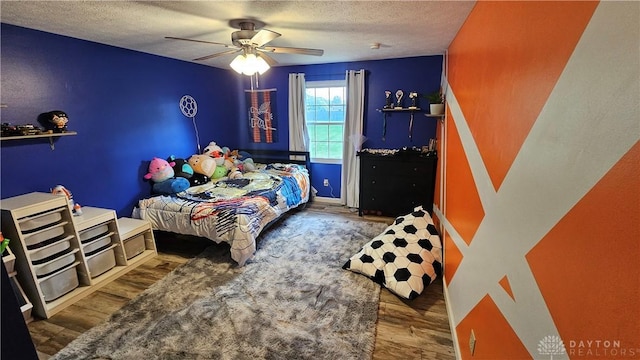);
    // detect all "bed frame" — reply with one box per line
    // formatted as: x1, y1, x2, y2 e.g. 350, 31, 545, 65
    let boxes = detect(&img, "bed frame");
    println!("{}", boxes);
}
238, 149, 311, 180
135, 149, 313, 265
